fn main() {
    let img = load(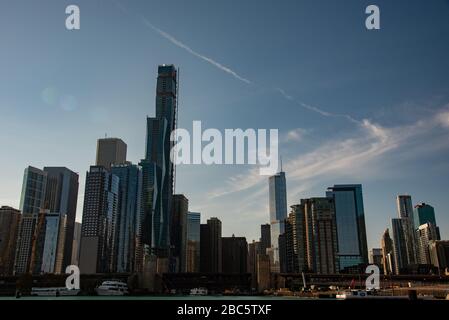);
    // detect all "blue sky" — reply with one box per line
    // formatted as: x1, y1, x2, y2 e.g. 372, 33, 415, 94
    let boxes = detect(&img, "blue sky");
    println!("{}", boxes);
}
1, 0, 449, 251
